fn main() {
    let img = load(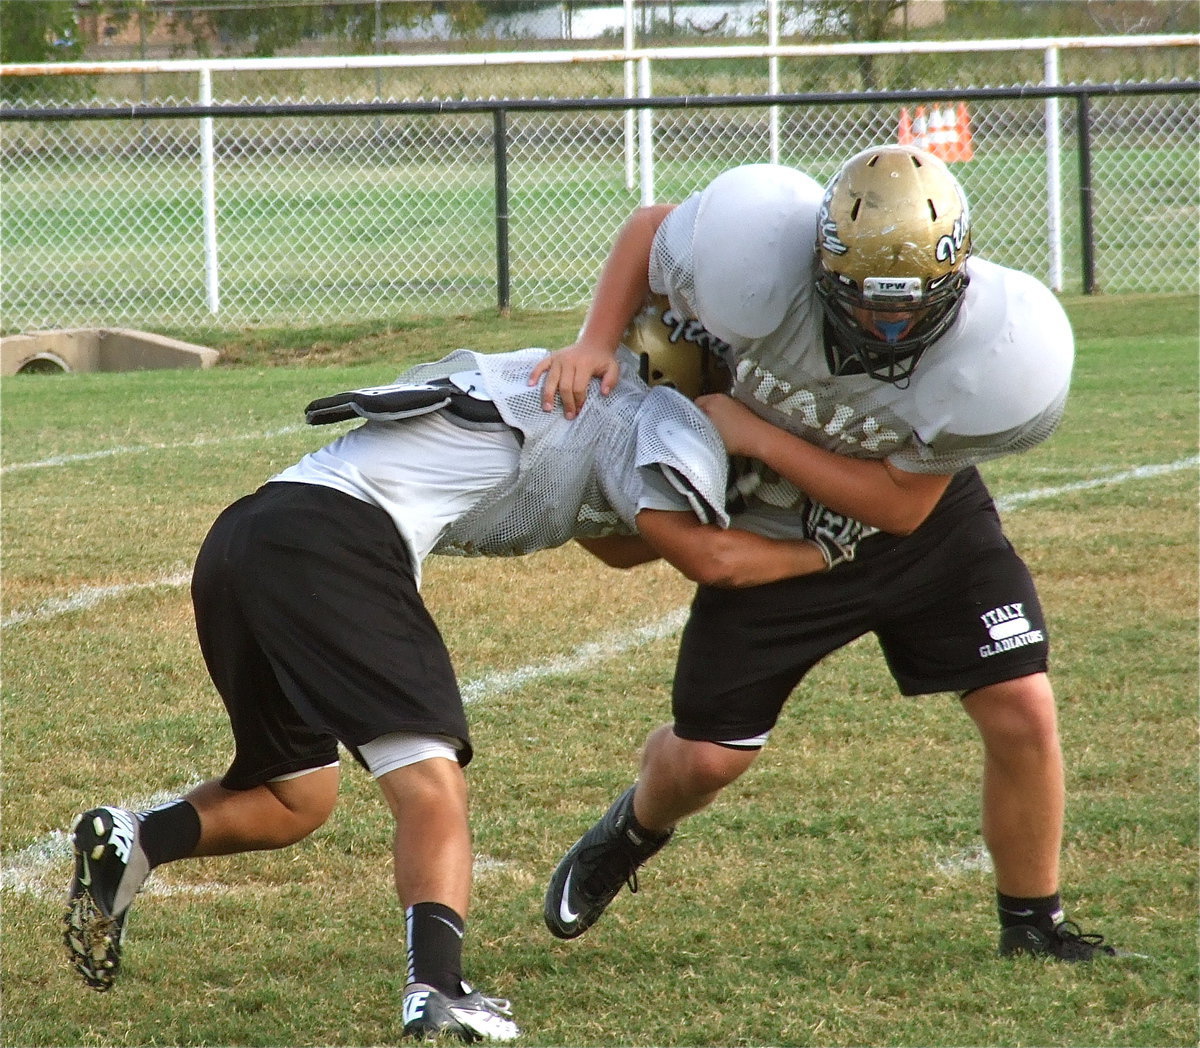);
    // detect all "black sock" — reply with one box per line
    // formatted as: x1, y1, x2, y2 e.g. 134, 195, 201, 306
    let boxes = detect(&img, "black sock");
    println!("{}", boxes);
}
625, 790, 672, 846
997, 891, 1063, 934
626, 807, 671, 846
135, 799, 201, 869
406, 902, 465, 996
